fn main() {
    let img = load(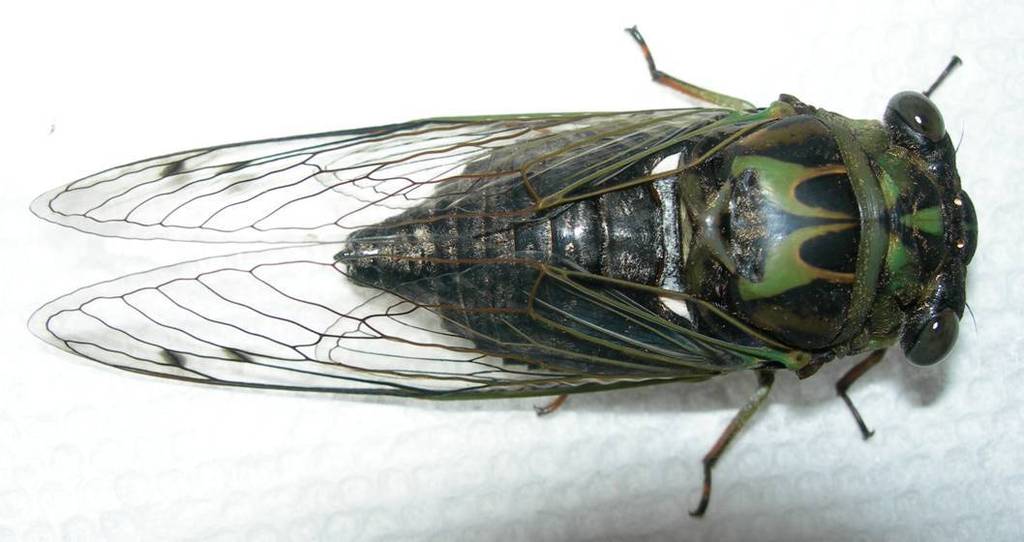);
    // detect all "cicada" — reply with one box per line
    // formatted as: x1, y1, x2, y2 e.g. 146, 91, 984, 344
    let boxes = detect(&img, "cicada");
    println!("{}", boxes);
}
29, 28, 975, 516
